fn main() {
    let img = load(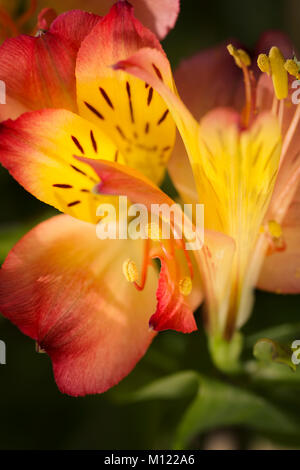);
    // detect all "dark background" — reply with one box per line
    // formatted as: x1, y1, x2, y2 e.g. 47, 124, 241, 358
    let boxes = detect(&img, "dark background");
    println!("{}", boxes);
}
0, 0, 300, 450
